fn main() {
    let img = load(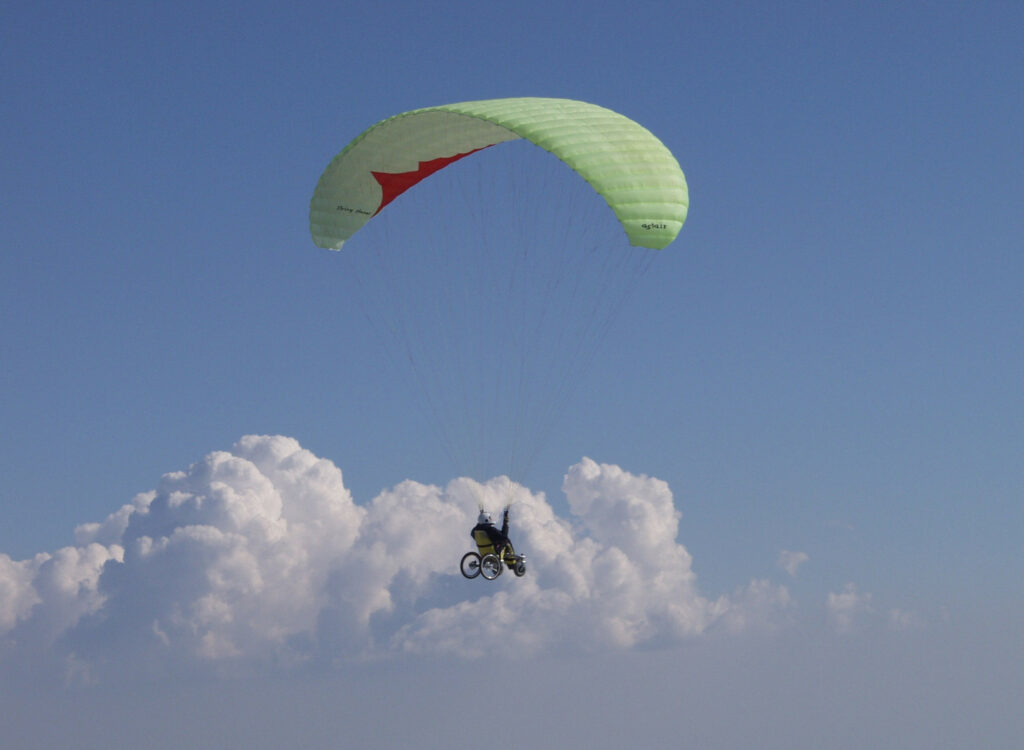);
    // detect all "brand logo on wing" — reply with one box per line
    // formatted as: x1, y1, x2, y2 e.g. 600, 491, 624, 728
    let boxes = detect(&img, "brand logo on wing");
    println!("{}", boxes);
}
335, 204, 372, 216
